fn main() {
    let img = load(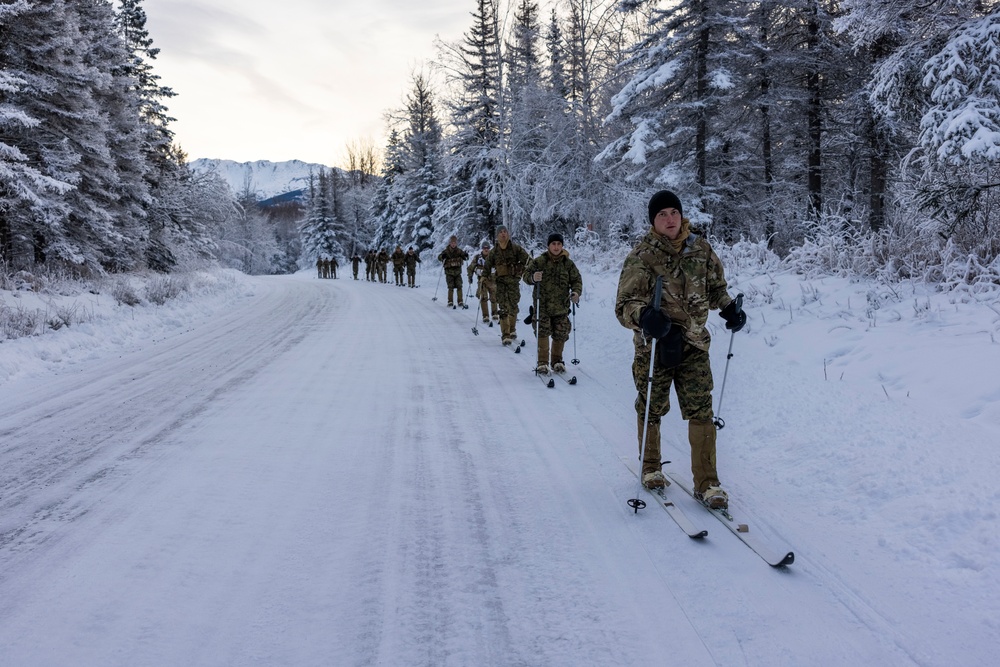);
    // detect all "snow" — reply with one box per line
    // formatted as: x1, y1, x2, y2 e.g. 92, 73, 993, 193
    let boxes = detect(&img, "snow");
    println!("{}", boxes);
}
1, 258, 998, 666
